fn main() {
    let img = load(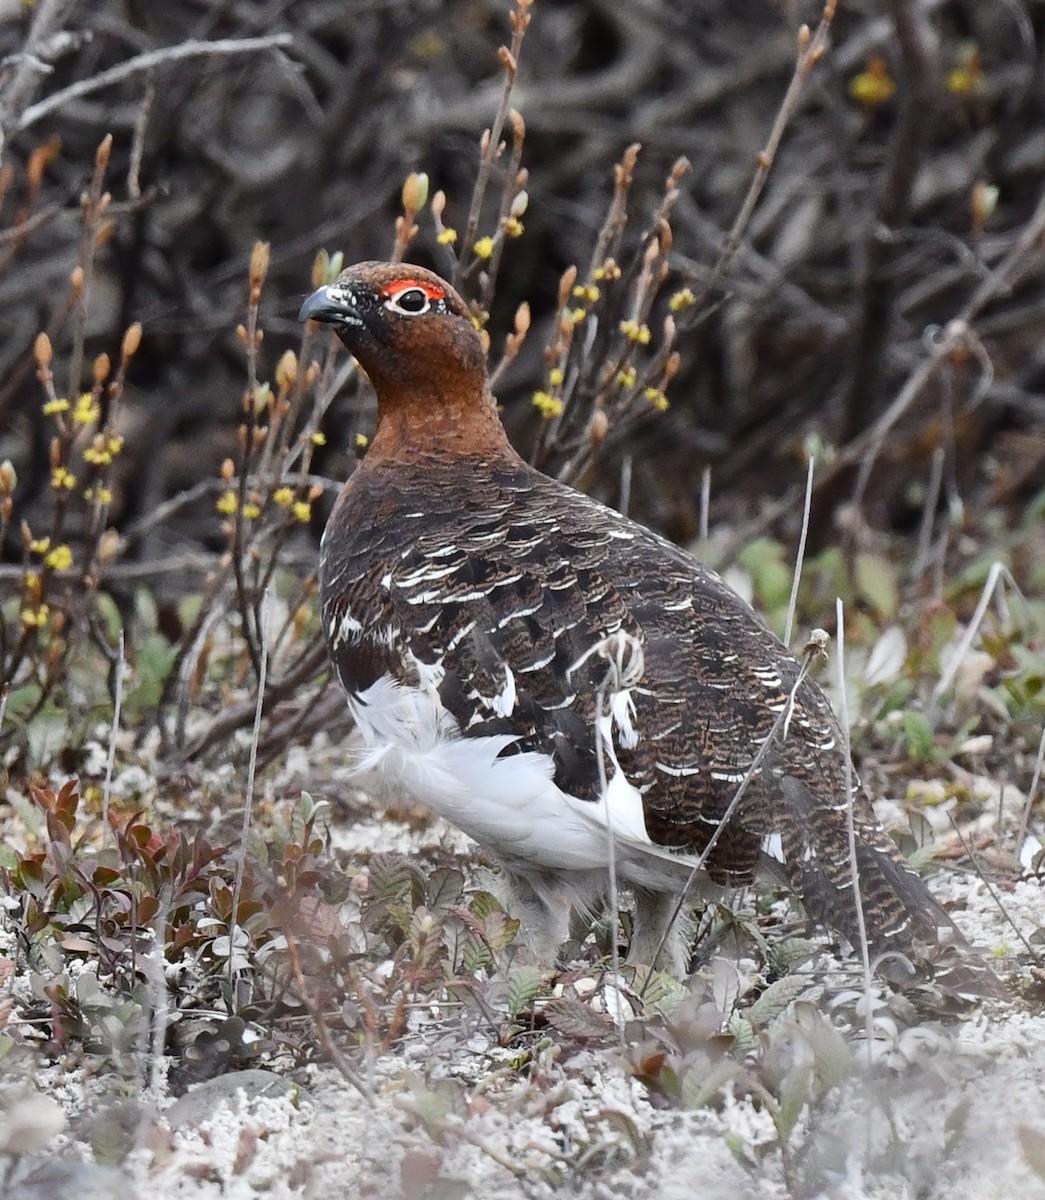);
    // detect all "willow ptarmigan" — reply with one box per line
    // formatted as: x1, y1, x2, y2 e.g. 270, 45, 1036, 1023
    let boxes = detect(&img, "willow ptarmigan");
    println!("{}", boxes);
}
299, 260, 992, 988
